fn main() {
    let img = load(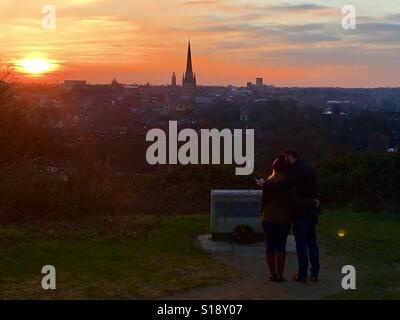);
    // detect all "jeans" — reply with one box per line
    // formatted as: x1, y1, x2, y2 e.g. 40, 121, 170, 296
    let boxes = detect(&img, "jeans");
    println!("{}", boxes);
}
293, 216, 320, 279
262, 221, 291, 254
